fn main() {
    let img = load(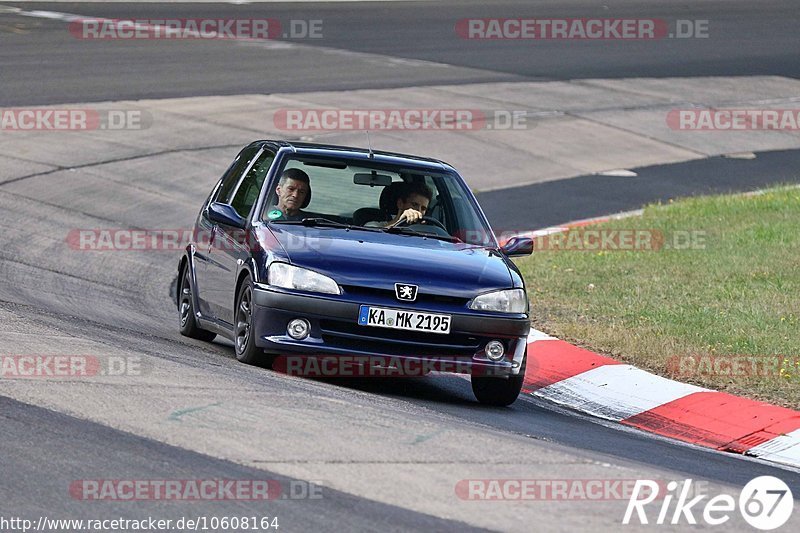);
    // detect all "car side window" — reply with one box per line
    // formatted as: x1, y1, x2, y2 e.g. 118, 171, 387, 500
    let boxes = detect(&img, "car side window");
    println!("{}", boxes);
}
215, 145, 261, 205
229, 149, 276, 219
